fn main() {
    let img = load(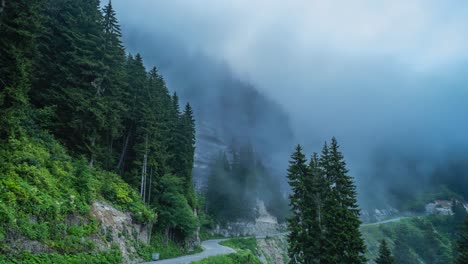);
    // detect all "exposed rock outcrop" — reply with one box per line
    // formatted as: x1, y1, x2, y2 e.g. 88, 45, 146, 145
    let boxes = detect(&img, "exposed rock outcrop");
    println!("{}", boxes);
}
211, 200, 285, 237
257, 235, 289, 264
